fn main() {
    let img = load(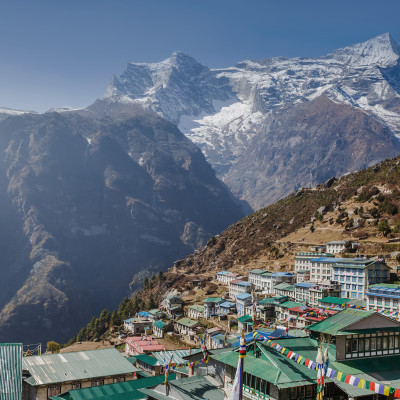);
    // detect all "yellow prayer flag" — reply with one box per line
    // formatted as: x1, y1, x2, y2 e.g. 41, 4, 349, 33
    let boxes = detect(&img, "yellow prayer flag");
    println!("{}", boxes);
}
337, 372, 343, 381
358, 379, 365, 388
384, 386, 390, 396
281, 348, 286, 354
297, 356, 303, 363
